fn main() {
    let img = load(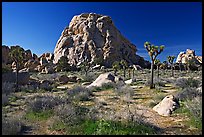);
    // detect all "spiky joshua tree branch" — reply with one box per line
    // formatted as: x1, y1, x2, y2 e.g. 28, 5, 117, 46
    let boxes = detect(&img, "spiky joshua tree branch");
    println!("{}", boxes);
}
144, 42, 164, 89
